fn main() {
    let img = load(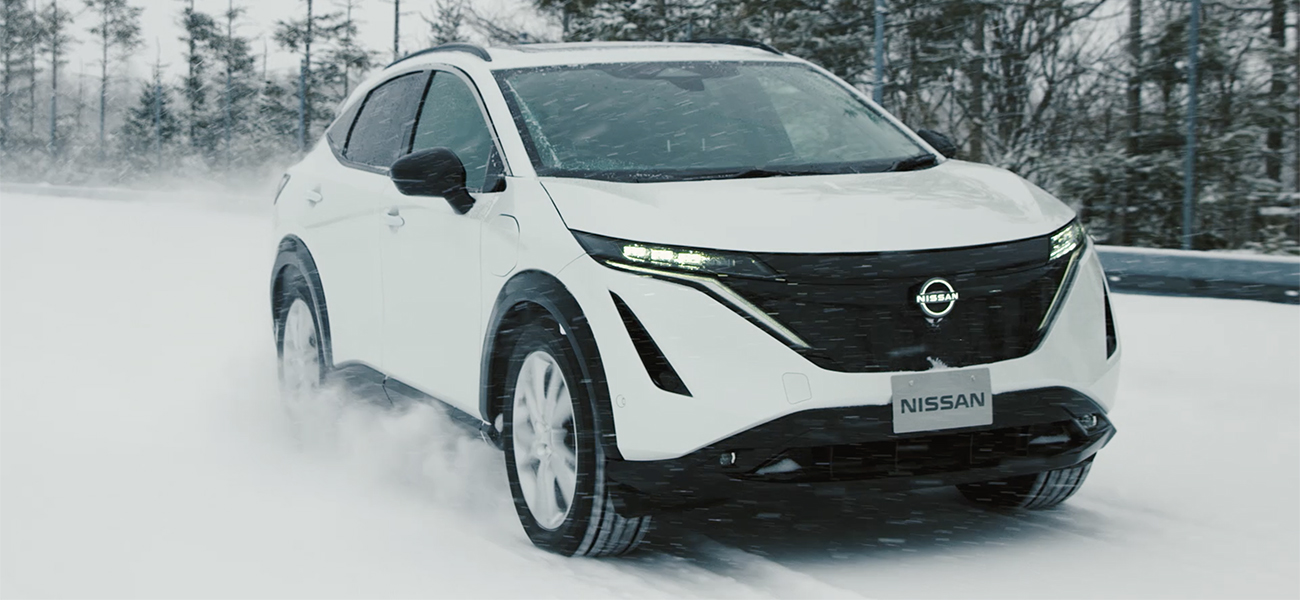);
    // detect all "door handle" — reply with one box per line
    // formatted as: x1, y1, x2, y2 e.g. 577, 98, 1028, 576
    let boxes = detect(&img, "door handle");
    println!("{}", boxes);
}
383, 208, 405, 228
305, 190, 323, 205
